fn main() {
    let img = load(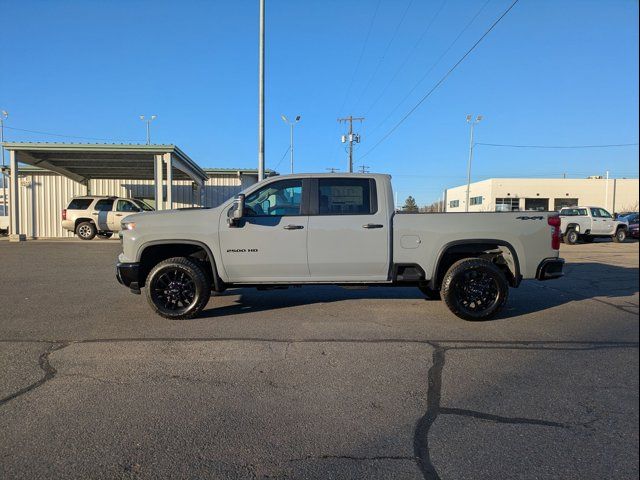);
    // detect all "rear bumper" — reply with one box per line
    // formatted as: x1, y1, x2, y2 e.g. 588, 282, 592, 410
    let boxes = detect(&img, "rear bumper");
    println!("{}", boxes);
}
536, 257, 565, 281
116, 262, 141, 293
